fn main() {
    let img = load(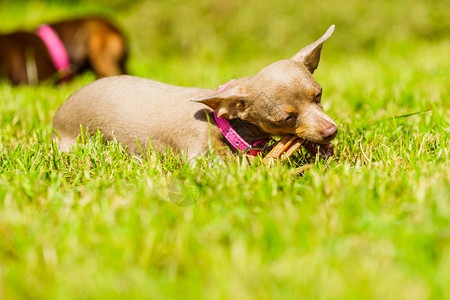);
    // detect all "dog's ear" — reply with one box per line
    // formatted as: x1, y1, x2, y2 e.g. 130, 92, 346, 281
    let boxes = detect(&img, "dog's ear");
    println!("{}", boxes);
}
191, 91, 248, 119
291, 25, 335, 74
